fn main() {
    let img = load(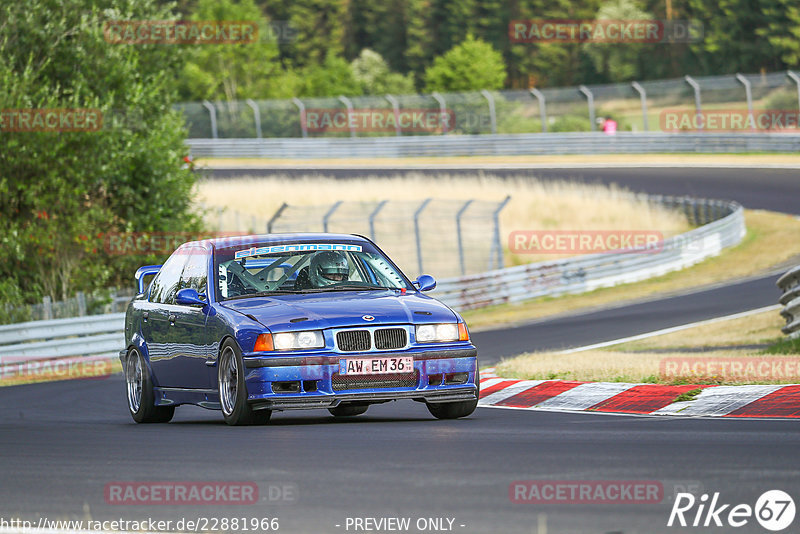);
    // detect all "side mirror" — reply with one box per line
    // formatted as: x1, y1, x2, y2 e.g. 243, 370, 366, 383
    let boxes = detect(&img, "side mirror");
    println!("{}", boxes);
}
413, 274, 437, 292
176, 288, 207, 307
